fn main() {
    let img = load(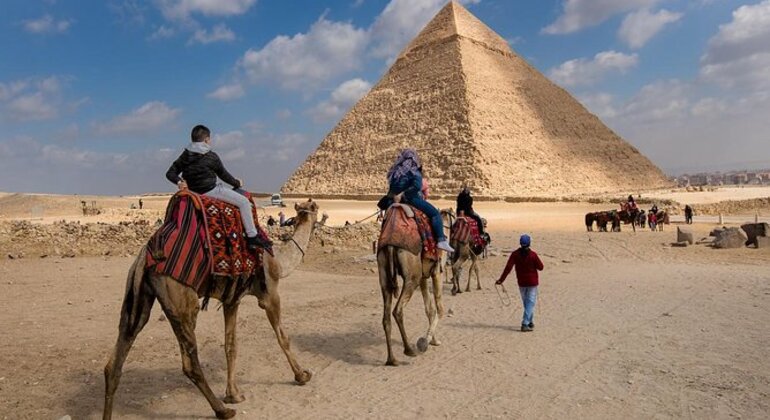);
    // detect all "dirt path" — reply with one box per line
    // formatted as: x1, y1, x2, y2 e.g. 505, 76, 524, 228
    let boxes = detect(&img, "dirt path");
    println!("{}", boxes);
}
1, 229, 769, 419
